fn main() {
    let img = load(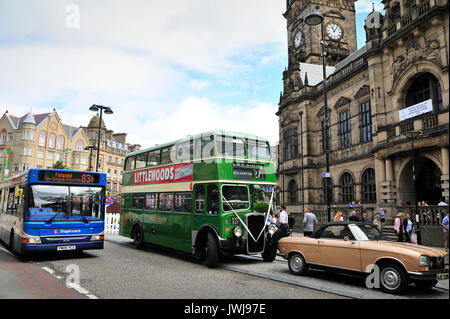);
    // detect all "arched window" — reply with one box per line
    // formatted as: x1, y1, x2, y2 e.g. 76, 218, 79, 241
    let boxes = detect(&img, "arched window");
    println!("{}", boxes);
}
340, 172, 354, 203
76, 140, 84, 152
48, 133, 56, 149
57, 135, 64, 150
0, 129, 7, 145
38, 131, 46, 147
361, 168, 376, 203
406, 73, 443, 112
288, 179, 297, 204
